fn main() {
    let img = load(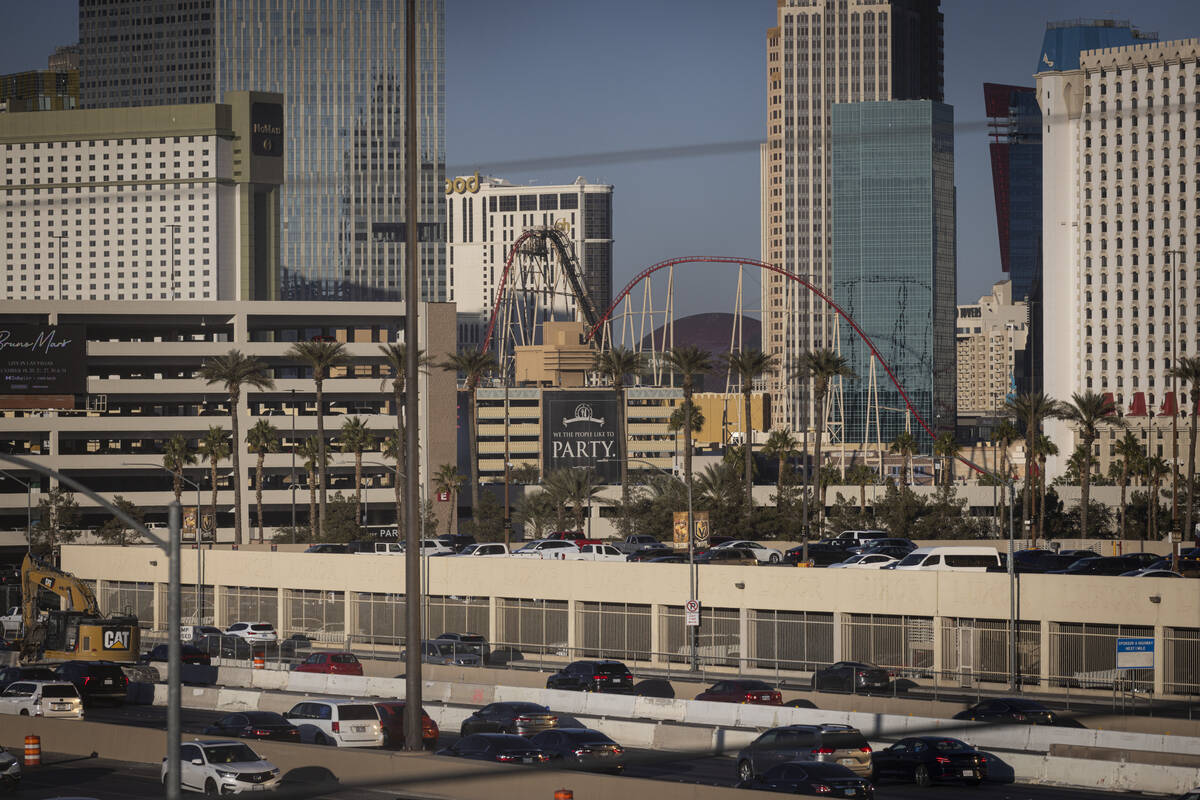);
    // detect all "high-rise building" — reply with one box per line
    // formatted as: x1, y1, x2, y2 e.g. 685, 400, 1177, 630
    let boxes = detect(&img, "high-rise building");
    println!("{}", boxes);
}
0, 70, 79, 113
77, 0, 445, 302
832, 100, 956, 447
47, 45, 81, 72
761, 0, 944, 433
446, 175, 613, 351
956, 281, 1028, 416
